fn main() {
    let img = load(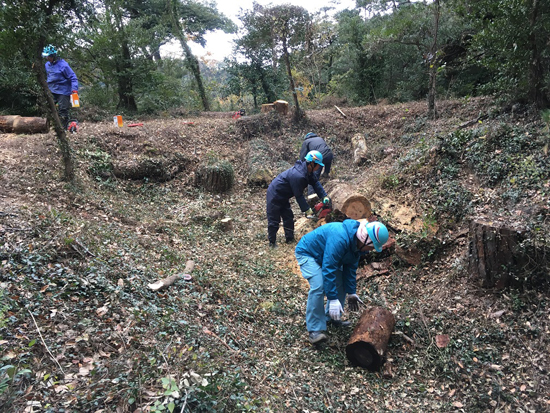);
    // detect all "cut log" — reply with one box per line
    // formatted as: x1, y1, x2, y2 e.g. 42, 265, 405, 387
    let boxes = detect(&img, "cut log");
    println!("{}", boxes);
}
351, 133, 368, 165
327, 183, 372, 220
195, 160, 234, 193
0, 115, 49, 134
468, 220, 528, 289
346, 306, 396, 371
273, 100, 289, 116
148, 260, 195, 291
